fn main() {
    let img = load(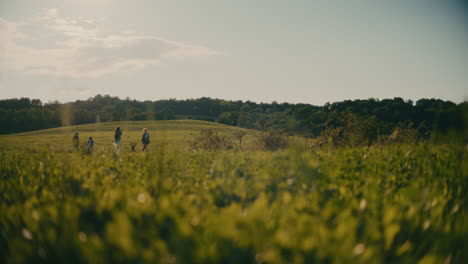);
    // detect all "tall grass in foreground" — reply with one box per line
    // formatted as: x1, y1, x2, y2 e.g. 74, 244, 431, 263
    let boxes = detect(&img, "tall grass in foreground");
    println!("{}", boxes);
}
0, 143, 466, 263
